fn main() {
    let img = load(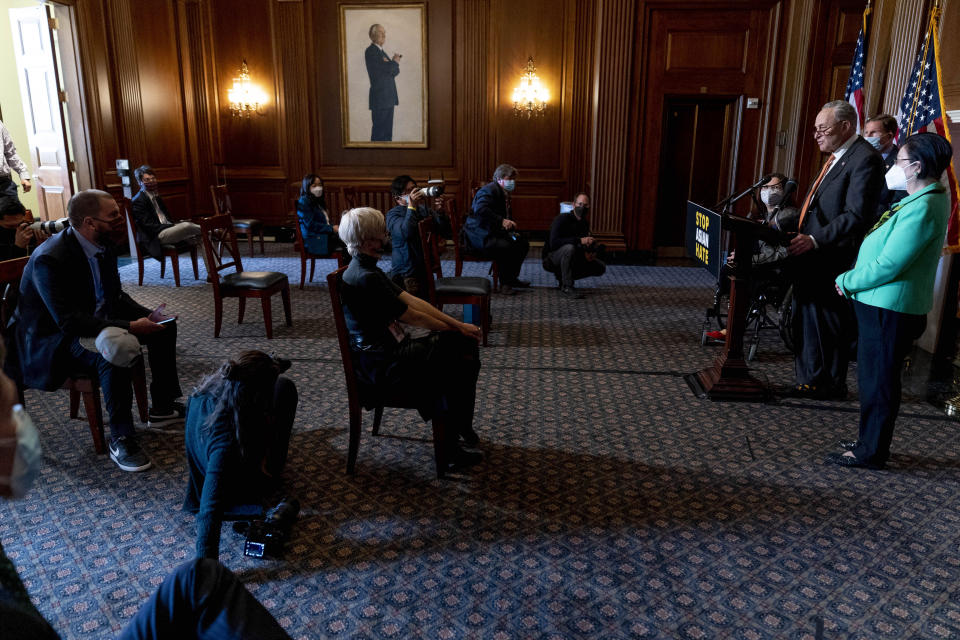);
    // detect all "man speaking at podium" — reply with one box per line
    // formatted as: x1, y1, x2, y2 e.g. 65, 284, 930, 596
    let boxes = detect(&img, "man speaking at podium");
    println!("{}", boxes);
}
787, 100, 884, 399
